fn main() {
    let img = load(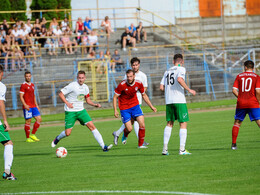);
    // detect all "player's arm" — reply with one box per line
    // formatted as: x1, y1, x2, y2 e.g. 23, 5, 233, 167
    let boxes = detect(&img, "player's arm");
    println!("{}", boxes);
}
58, 91, 73, 108
177, 77, 196, 96
85, 95, 101, 108
160, 84, 164, 91
0, 100, 10, 131
142, 93, 157, 112
232, 87, 239, 98
19, 92, 30, 111
256, 89, 260, 104
113, 93, 120, 118
34, 95, 40, 111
